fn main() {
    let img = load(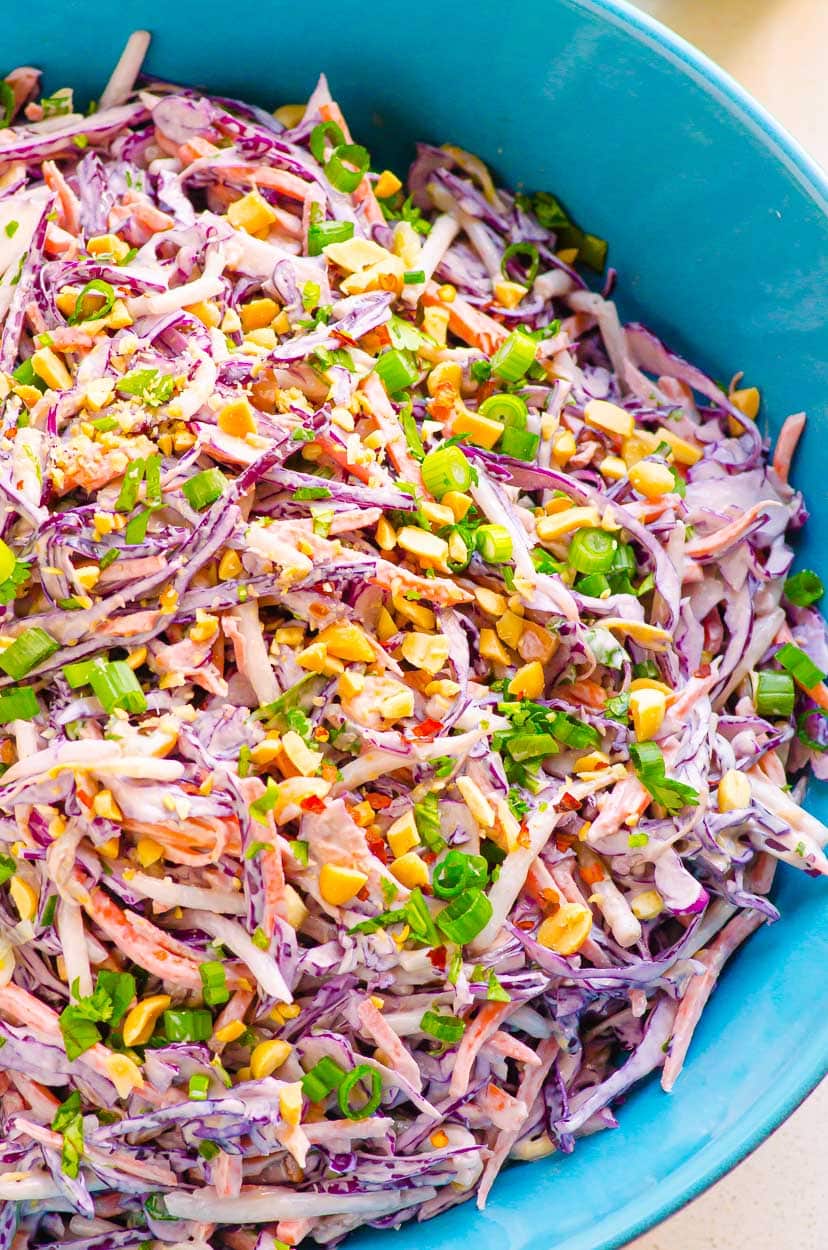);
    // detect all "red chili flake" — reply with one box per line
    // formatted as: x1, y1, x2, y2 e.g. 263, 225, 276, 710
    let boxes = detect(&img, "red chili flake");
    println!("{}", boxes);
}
695, 662, 711, 678
365, 792, 392, 811
557, 791, 581, 811
300, 795, 326, 814
555, 832, 577, 851
515, 918, 536, 931
364, 827, 389, 864
312, 726, 330, 742
428, 945, 448, 971
332, 329, 359, 348
411, 718, 444, 740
